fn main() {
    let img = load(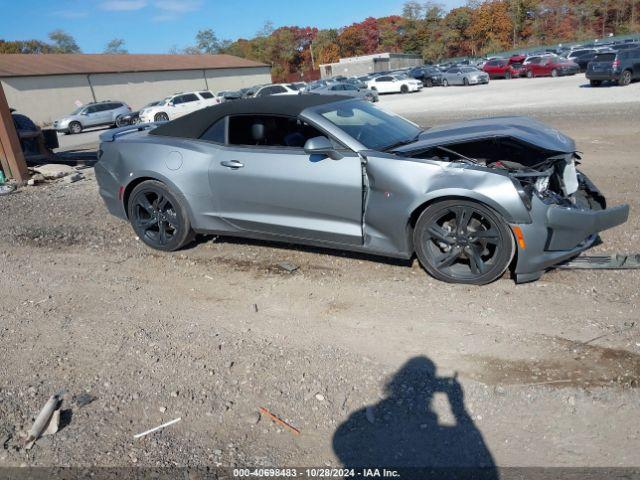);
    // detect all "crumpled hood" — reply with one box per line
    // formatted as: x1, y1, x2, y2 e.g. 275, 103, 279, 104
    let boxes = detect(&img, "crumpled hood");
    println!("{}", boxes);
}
395, 116, 576, 154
